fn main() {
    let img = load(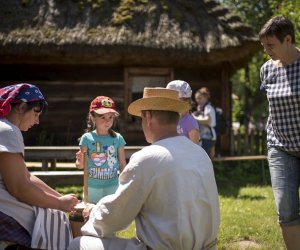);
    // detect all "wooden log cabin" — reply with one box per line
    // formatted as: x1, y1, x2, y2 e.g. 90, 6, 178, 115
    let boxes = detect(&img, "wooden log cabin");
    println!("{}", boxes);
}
0, 0, 260, 154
